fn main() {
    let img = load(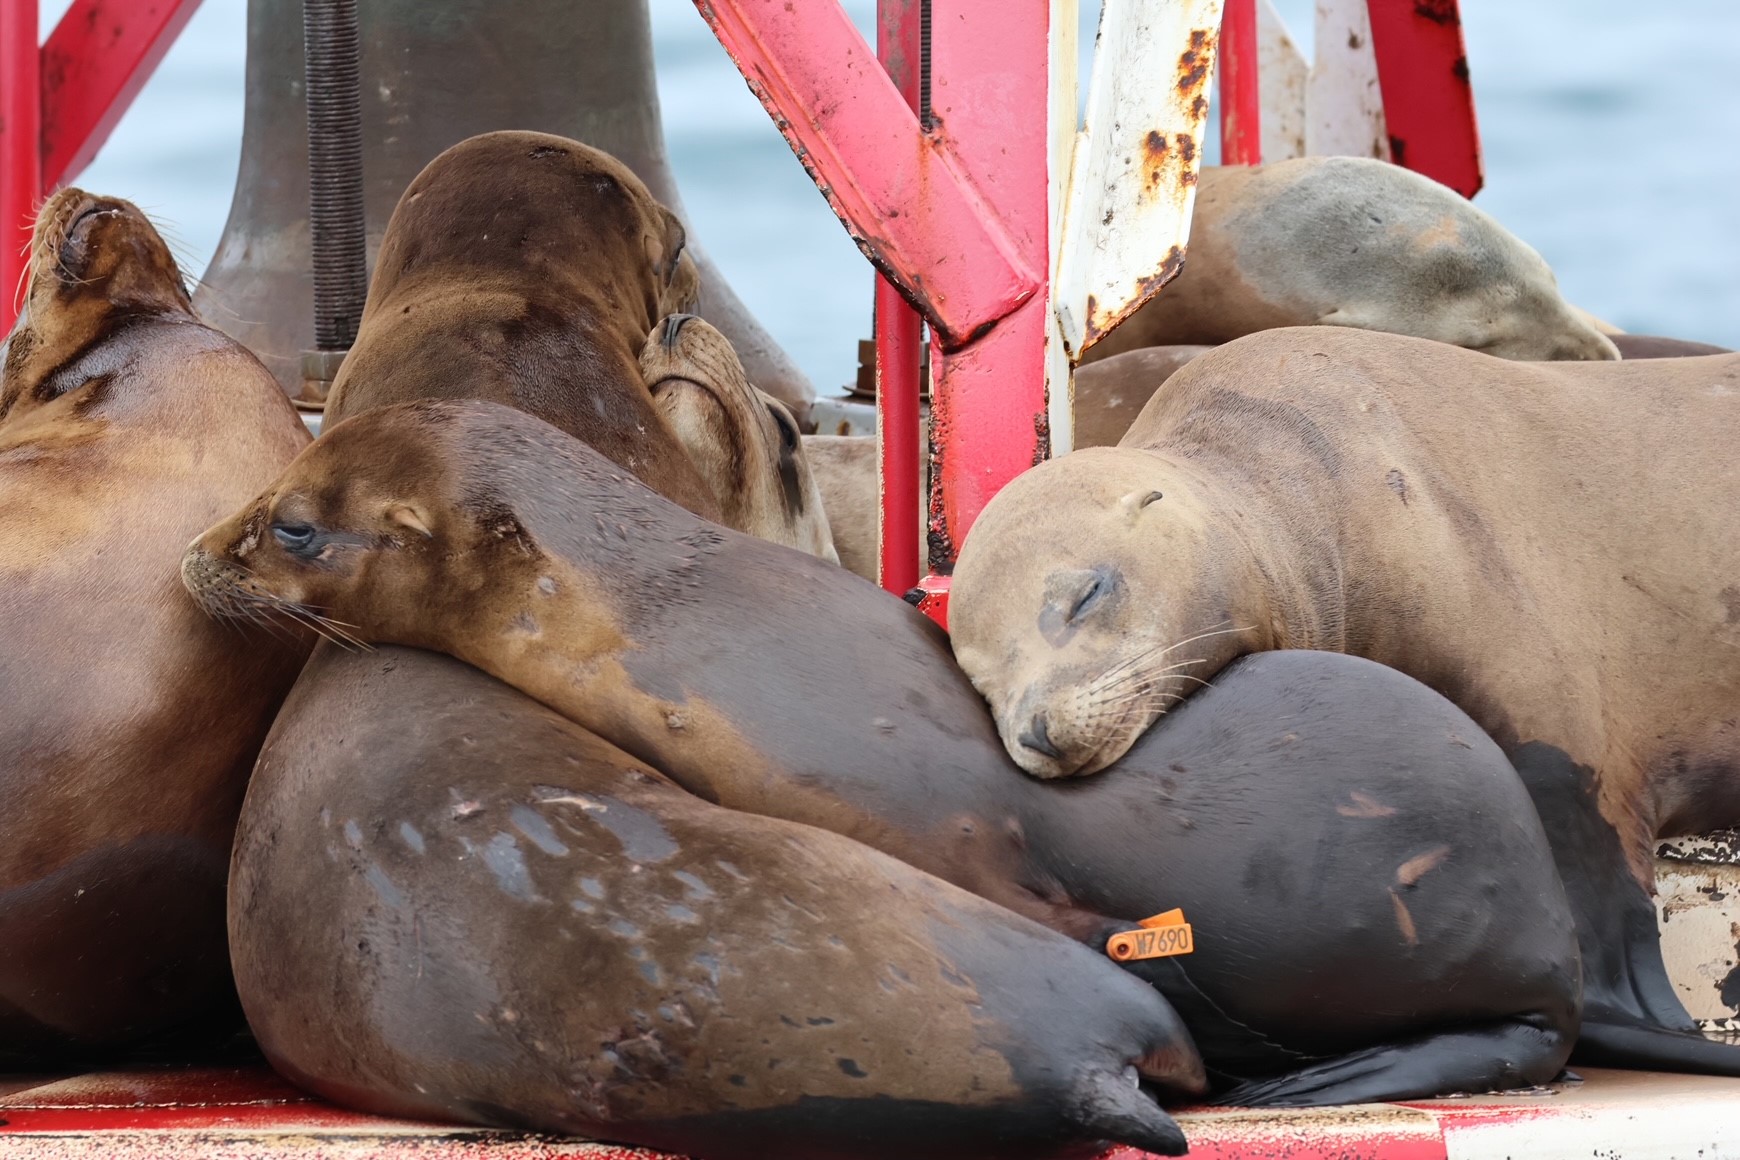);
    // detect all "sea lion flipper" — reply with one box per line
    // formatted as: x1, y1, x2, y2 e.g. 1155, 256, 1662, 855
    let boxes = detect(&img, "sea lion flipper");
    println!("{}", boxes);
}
1573, 1021, 1740, 1077
1068, 1069, 1189, 1157
1207, 1019, 1571, 1108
